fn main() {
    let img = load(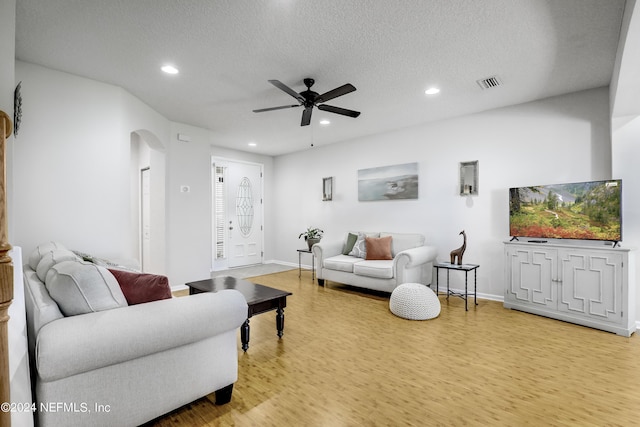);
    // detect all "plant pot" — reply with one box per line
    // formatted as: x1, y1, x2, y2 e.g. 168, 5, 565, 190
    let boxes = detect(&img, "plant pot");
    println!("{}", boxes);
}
307, 238, 320, 250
